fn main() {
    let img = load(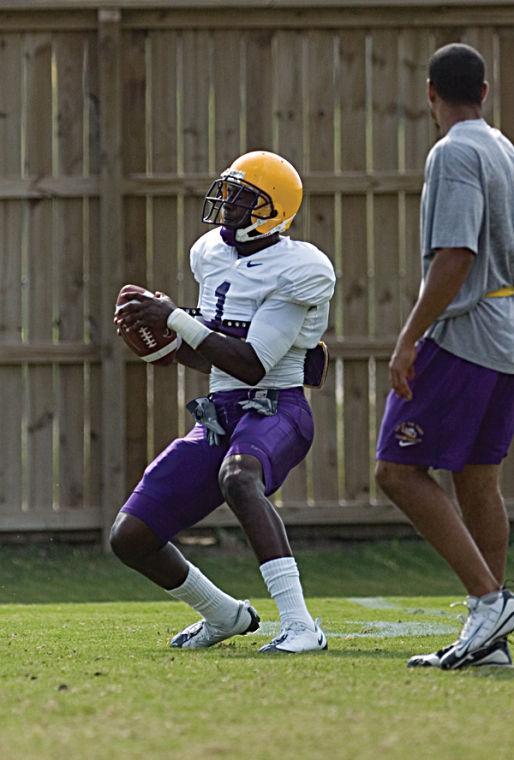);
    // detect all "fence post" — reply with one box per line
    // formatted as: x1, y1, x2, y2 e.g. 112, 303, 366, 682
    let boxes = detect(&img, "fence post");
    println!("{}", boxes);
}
98, 7, 125, 550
